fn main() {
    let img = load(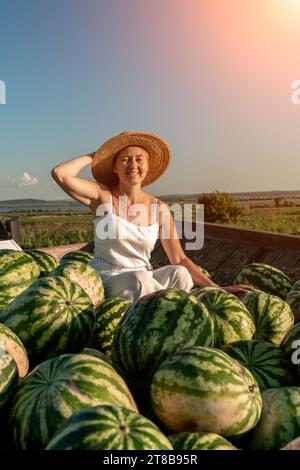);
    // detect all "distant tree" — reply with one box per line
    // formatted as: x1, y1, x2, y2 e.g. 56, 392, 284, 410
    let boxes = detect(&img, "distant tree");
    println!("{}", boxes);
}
274, 197, 283, 208
197, 190, 243, 224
